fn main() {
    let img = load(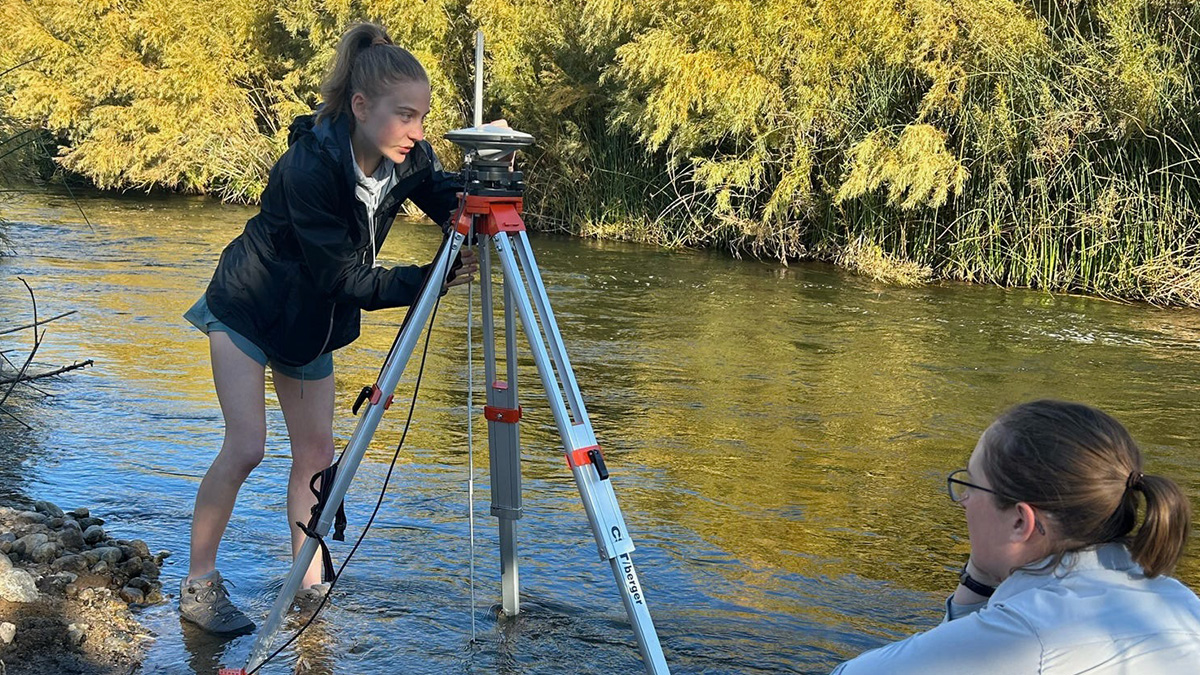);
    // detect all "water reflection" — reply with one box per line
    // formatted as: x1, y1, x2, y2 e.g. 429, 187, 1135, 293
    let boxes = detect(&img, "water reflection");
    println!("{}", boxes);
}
1, 187, 1198, 673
